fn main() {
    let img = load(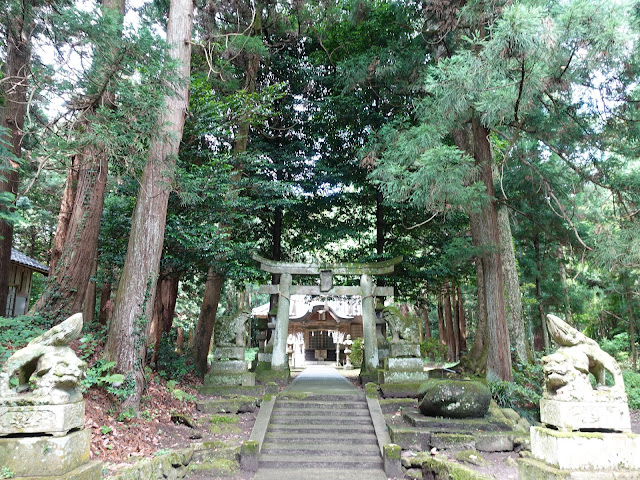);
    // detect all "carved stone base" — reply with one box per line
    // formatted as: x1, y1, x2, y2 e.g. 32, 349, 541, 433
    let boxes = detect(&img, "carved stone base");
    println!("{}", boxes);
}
0, 400, 84, 436
204, 373, 256, 387
212, 347, 245, 361
540, 399, 631, 432
531, 426, 640, 470
389, 343, 420, 358
0, 429, 94, 477
518, 457, 640, 480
